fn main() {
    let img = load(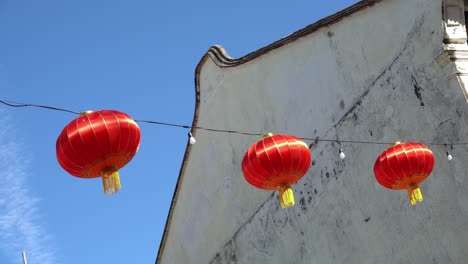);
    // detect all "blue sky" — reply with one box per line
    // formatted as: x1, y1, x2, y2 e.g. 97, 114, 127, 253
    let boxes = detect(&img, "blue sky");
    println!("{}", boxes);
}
0, 1, 358, 263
